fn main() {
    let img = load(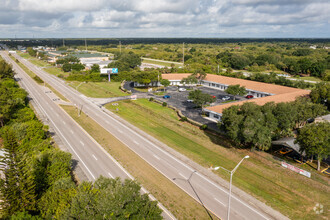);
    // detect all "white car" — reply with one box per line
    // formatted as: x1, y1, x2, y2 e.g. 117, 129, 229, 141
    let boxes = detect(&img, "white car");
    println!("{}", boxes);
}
187, 99, 194, 103
178, 88, 187, 92
222, 96, 230, 101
